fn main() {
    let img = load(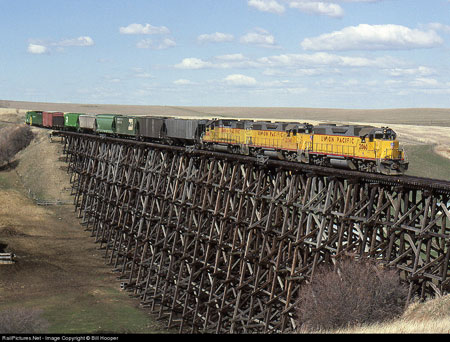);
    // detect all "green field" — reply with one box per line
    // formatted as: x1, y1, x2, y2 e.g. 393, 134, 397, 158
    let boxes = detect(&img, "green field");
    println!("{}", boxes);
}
404, 144, 450, 181
2, 290, 170, 334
